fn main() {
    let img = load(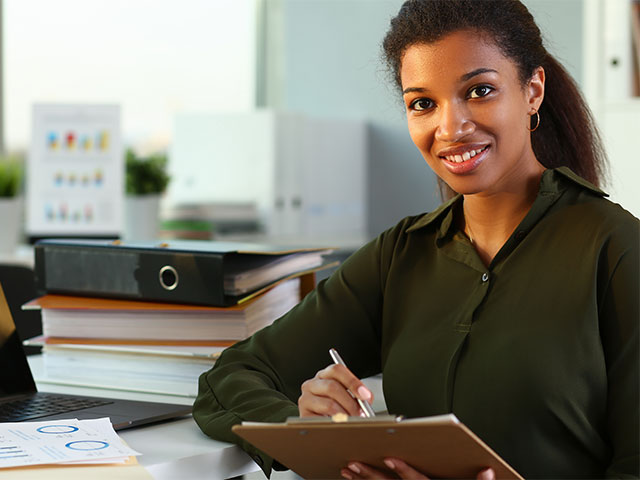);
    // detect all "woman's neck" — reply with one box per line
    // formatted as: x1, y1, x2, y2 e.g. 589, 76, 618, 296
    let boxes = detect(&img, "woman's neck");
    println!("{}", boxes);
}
462, 164, 546, 267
